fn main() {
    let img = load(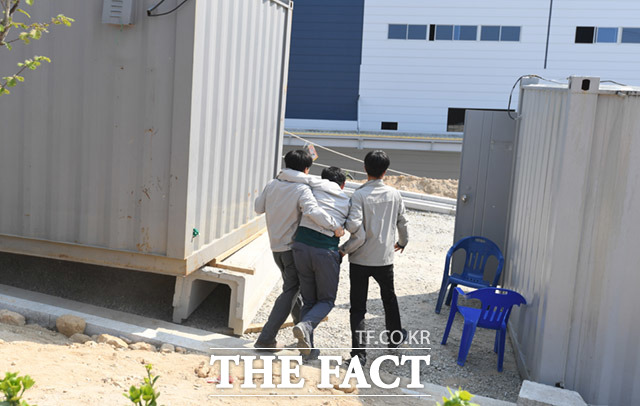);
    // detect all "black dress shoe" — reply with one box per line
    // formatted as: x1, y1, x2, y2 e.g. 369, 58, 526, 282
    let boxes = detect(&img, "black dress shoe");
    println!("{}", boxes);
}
387, 328, 409, 349
253, 340, 283, 352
